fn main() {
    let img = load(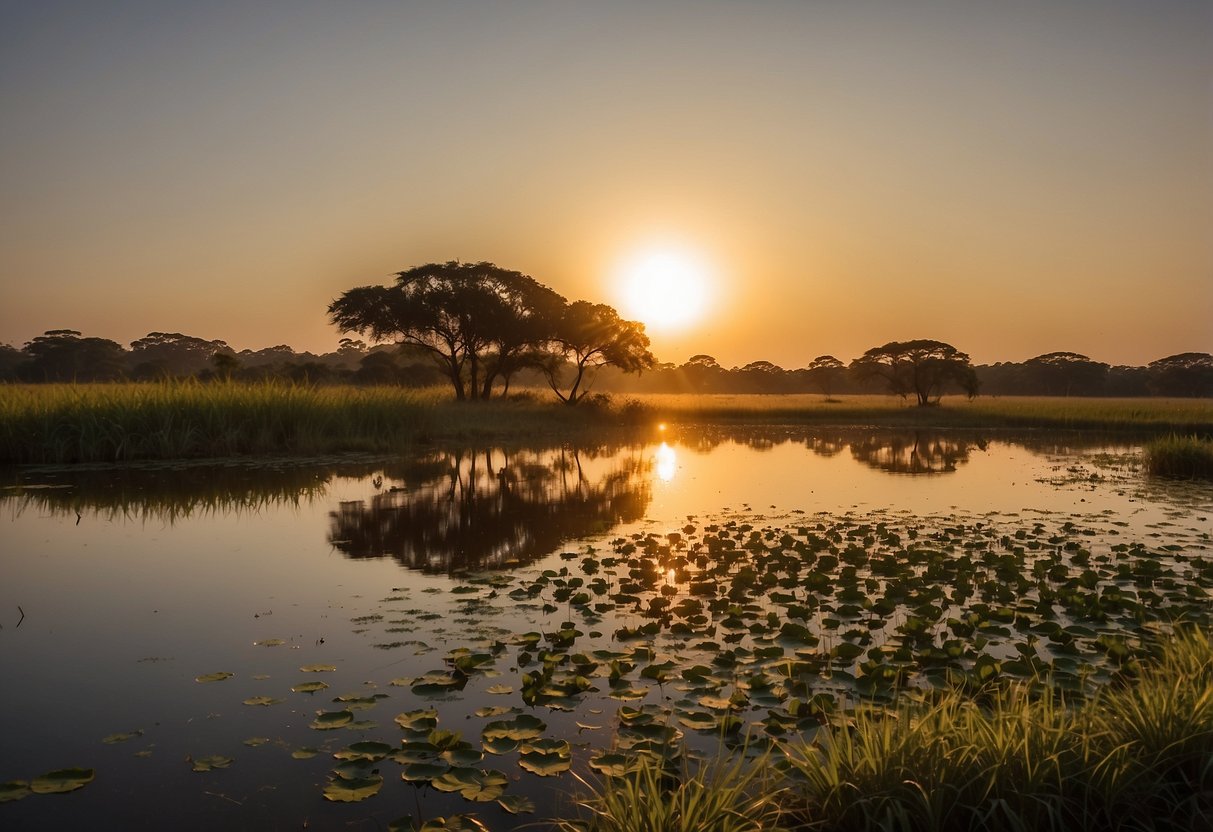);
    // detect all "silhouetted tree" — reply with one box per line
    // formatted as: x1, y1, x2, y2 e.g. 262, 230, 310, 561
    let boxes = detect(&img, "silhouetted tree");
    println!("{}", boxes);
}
1022, 352, 1108, 397
1147, 352, 1213, 397
851, 340, 978, 405
329, 261, 566, 400
805, 355, 845, 400
210, 351, 240, 380
129, 331, 232, 379
681, 354, 723, 392
0, 342, 24, 381
20, 330, 127, 381
541, 301, 655, 405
